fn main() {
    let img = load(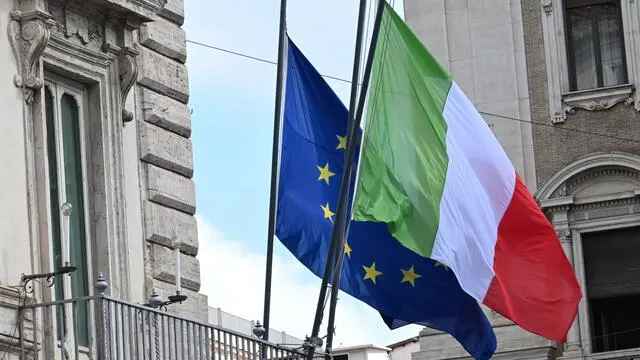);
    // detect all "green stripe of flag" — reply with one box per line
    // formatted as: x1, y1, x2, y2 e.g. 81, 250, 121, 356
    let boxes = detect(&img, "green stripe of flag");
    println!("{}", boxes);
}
353, 2, 453, 258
